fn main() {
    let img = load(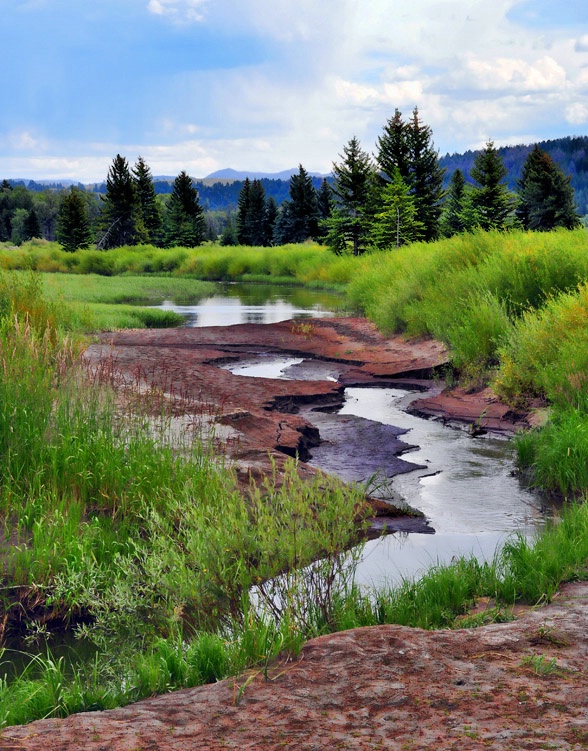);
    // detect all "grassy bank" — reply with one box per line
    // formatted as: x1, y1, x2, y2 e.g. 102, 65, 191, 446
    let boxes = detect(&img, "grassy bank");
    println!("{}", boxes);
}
0, 272, 369, 725
0, 239, 358, 287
